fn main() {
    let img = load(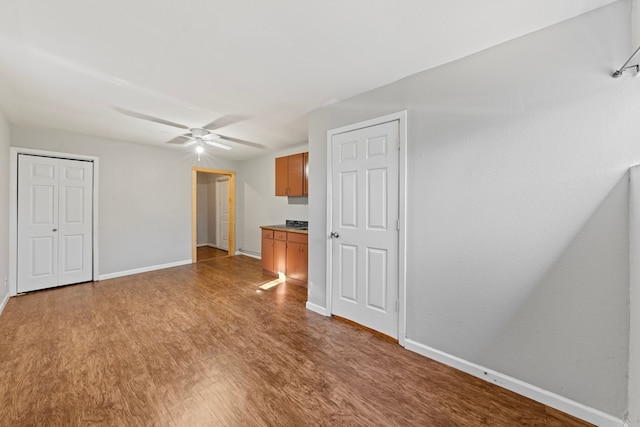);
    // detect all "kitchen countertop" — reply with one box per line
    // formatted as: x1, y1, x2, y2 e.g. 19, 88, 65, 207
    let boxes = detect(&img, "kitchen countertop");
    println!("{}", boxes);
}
261, 224, 308, 234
